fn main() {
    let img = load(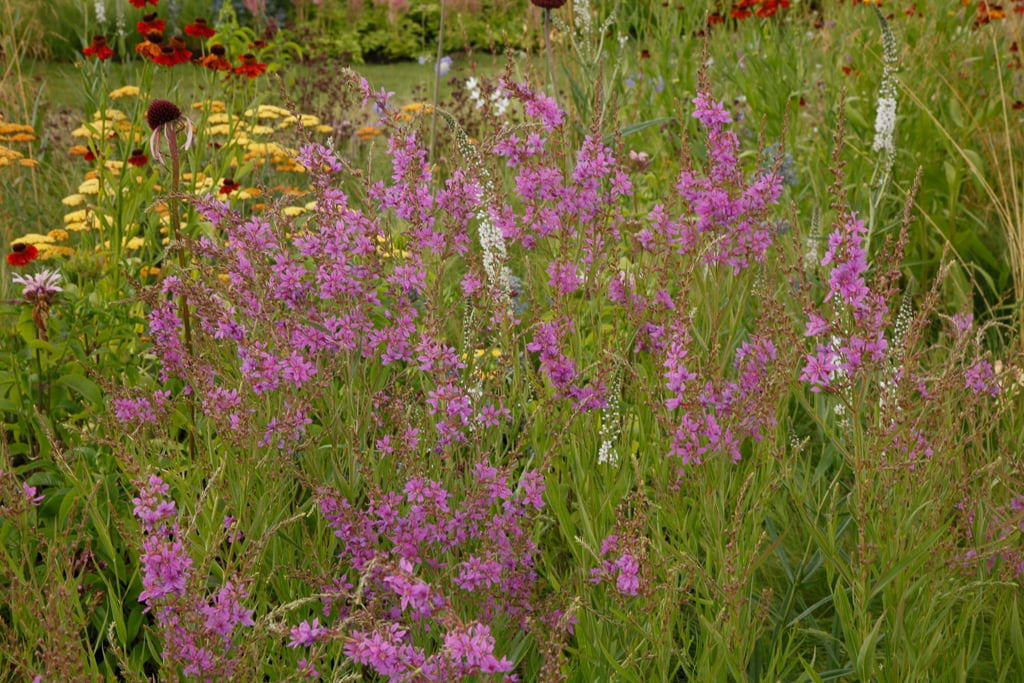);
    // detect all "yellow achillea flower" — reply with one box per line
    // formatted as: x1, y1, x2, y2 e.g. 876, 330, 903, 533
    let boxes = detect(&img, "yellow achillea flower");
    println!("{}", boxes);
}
0, 122, 35, 135
13, 233, 54, 246
65, 209, 92, 224
315, 125, 334, 133
0, 145, 25, 161
78, 178, 101, 194
36, 244, 74, 259
139, 265, 161, 277
401, 103, 433, 115
193, 100, 226, 113
282, 206, 306, 216
276, 113, 322, 129
62, 193, 87, 206
109, 85, 140, 99
93, 108, 128, 122
19, 158, 38, 167
245, 104, 290, 119
48, 228, 69, 242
